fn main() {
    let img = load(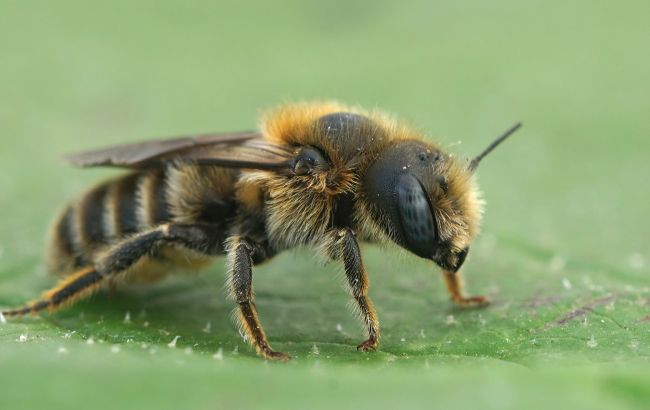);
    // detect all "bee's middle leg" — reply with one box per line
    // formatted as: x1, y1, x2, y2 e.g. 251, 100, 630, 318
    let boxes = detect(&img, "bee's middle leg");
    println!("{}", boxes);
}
226, 236, 288, 361
333, 228, 379, 352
